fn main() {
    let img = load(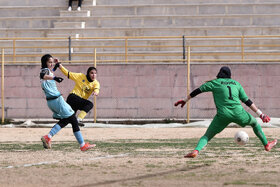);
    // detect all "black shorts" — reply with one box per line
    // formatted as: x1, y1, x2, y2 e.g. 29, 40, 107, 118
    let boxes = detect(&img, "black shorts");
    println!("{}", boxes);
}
57, 114, 80, 132
66, 93, 93, 113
